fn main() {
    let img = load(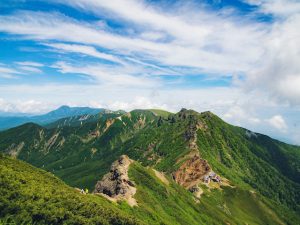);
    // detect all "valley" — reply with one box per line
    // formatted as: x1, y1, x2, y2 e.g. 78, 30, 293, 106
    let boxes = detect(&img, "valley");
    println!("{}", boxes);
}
0, 108, 299, 224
